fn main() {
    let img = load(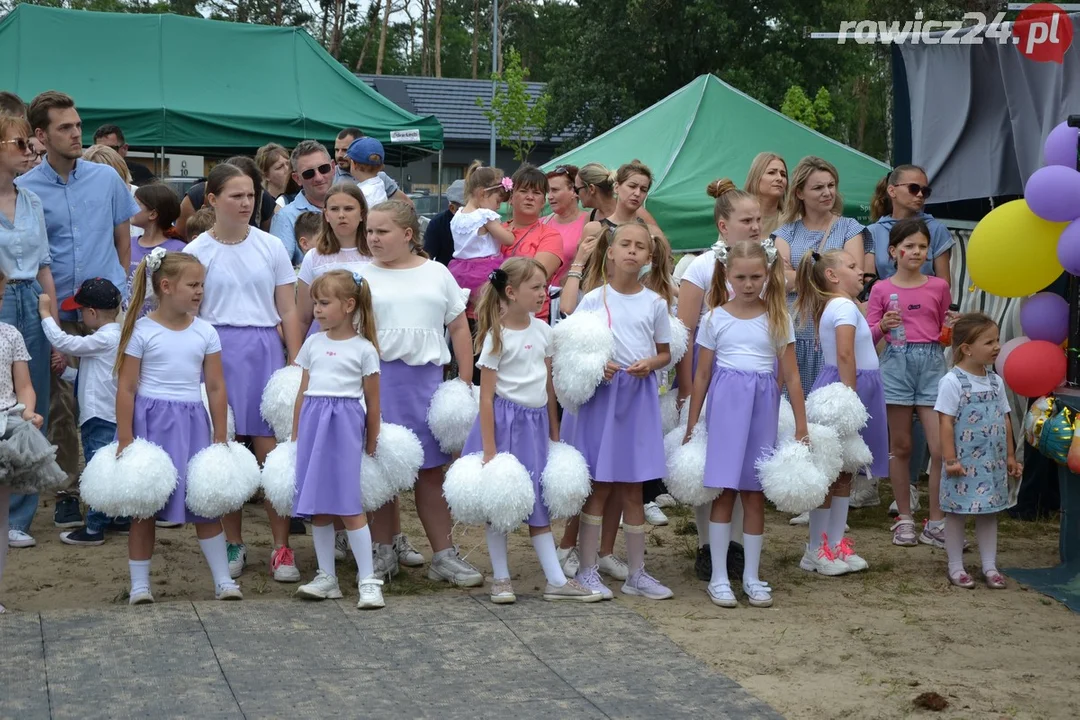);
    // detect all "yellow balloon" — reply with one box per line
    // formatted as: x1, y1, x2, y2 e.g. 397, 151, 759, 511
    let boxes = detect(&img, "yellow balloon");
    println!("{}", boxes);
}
967, 199, 1067, 298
